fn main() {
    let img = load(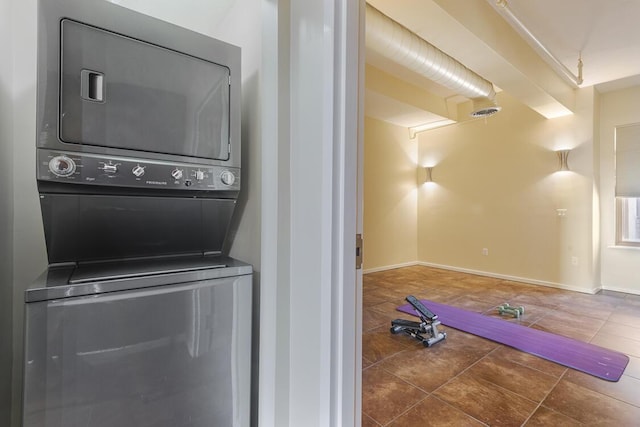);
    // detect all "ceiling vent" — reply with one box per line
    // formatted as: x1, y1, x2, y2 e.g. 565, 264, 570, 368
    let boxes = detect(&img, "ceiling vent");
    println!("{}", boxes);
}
470, 98, 502, 118
366, 4, 501, 118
